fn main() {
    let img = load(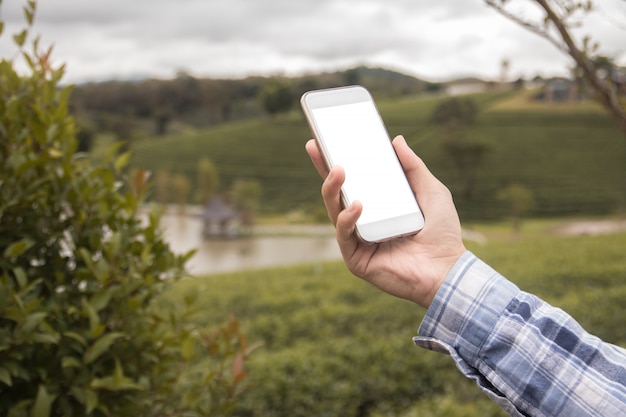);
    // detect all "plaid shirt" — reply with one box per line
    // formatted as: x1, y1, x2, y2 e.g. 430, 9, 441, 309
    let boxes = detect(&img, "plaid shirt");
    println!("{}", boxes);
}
415, 251, 626, 417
